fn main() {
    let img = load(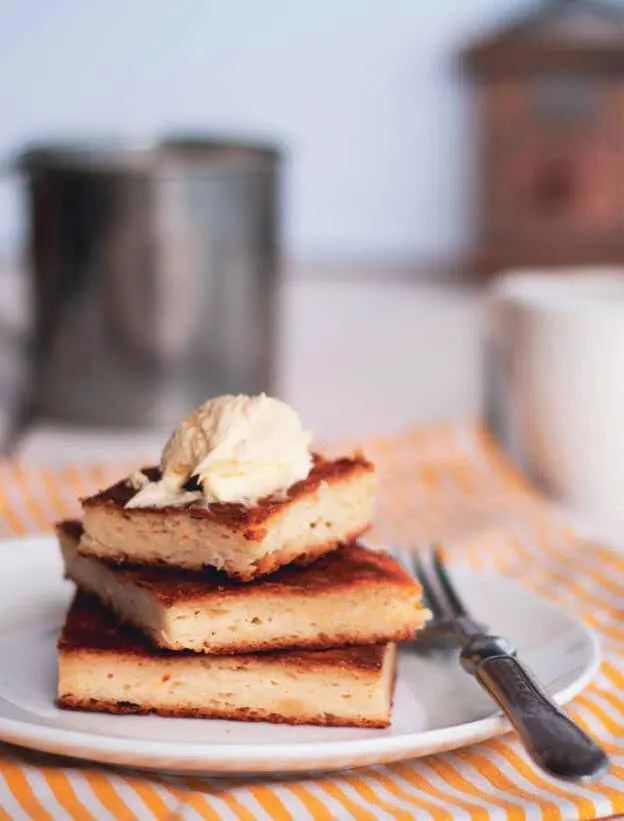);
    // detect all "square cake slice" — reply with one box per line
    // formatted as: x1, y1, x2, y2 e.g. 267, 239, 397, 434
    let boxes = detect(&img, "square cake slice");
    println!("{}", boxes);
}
57, 593, 397, 728
79, 454, 375, 580
58, 521, 429, 654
